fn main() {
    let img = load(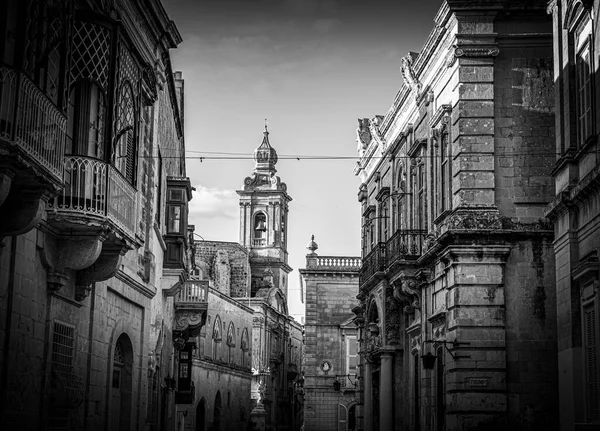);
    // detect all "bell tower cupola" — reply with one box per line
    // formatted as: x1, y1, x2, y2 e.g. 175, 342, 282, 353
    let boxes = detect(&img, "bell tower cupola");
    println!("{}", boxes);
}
237, 122, 293, 301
